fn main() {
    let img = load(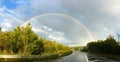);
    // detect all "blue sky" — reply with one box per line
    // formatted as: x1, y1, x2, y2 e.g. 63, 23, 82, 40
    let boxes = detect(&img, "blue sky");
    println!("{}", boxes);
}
2, 0, 19, 9
0, 0, 120, 46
